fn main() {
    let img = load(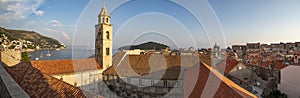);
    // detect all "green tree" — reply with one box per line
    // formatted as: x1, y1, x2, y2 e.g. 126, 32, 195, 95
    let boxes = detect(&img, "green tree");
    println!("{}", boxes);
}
21, 52, 30, 62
